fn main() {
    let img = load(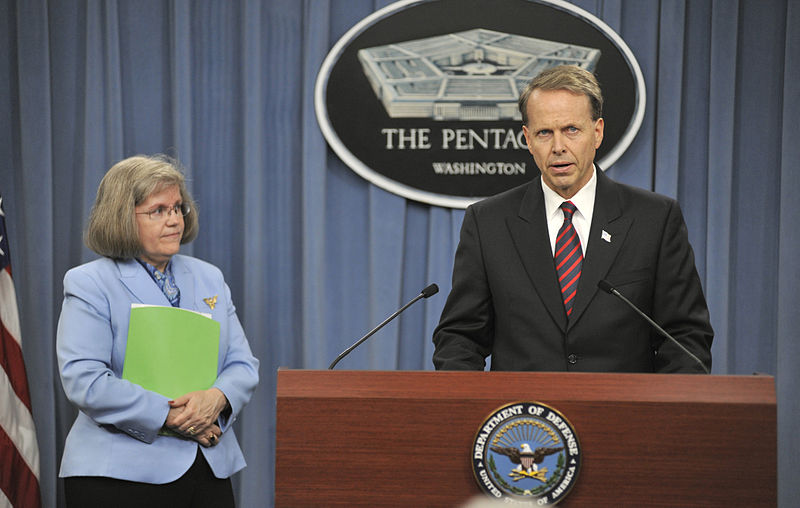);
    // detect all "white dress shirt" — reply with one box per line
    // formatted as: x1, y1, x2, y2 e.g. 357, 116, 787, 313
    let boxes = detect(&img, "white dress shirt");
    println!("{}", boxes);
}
542, 166, 597, 256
